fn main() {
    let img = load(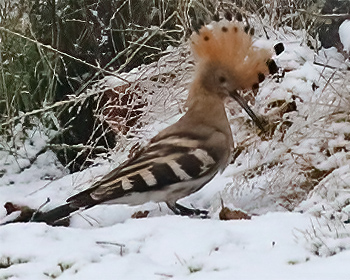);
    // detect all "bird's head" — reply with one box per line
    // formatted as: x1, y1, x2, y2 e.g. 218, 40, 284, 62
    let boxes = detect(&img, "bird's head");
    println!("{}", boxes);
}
189, 19, 274, 131
190, 19, 272, 92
